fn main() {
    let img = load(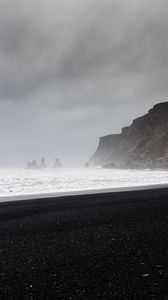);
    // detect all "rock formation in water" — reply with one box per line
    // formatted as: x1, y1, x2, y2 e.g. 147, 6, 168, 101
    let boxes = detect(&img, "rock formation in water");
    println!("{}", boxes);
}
40, 157, 47, 168
87, 102, 168, 169
53, 158, 62, 168
27, 160, 39, 169
27, 157, 62, 169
